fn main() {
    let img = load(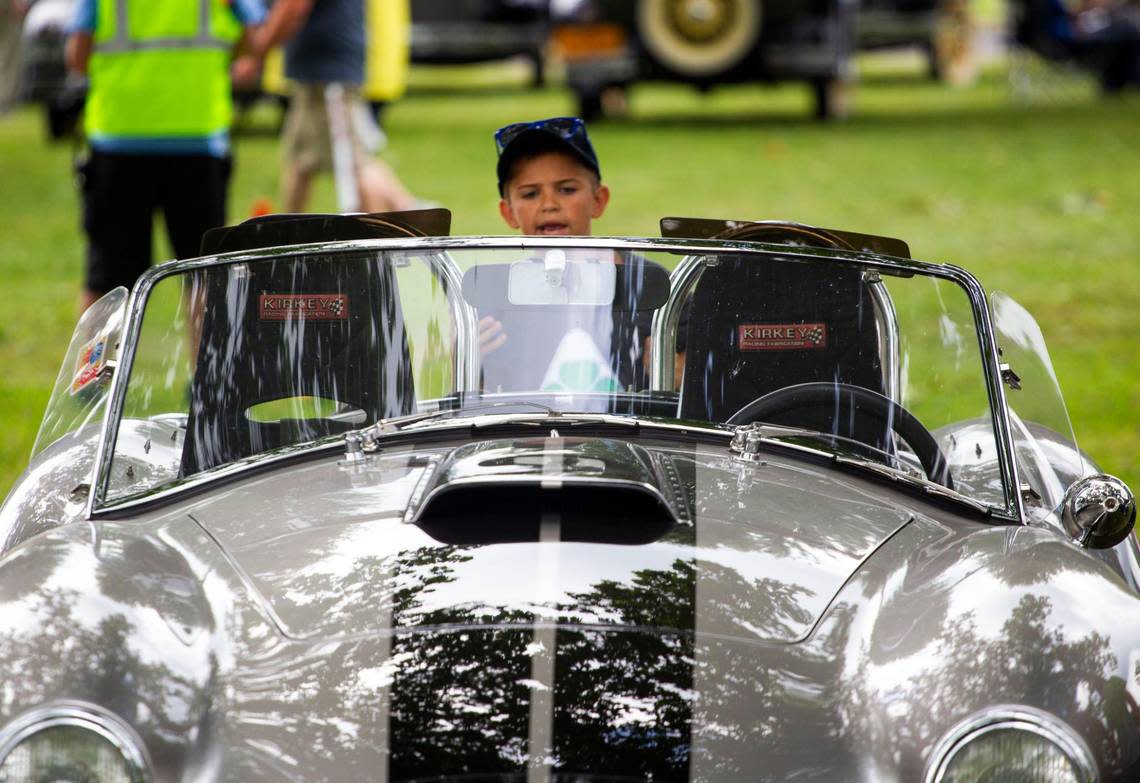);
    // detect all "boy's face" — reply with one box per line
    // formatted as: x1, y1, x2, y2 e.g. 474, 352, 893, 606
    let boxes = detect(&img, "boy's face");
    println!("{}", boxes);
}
499, 152, 610, 236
